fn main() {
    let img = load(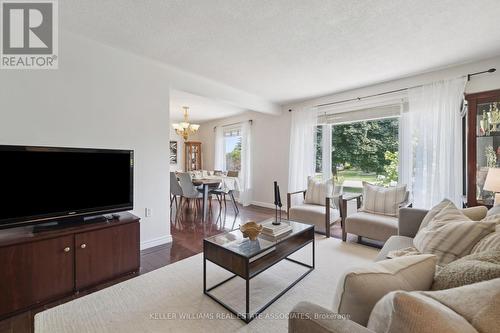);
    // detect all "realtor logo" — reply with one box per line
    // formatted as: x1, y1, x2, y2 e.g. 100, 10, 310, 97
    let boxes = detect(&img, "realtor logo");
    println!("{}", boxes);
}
1, 0, 58, 69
